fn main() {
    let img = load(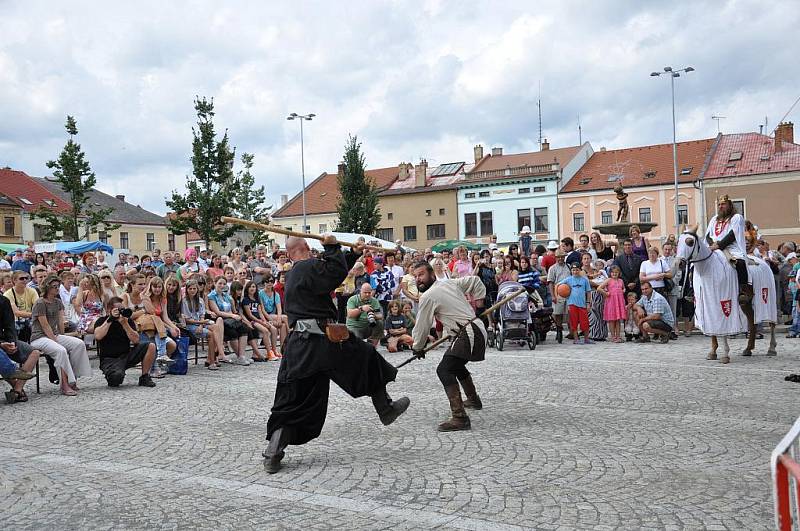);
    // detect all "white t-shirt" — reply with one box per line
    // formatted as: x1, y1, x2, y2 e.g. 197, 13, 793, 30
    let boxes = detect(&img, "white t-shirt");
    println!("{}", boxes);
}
639, 258, 667, 288
0, 259, 9, 270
